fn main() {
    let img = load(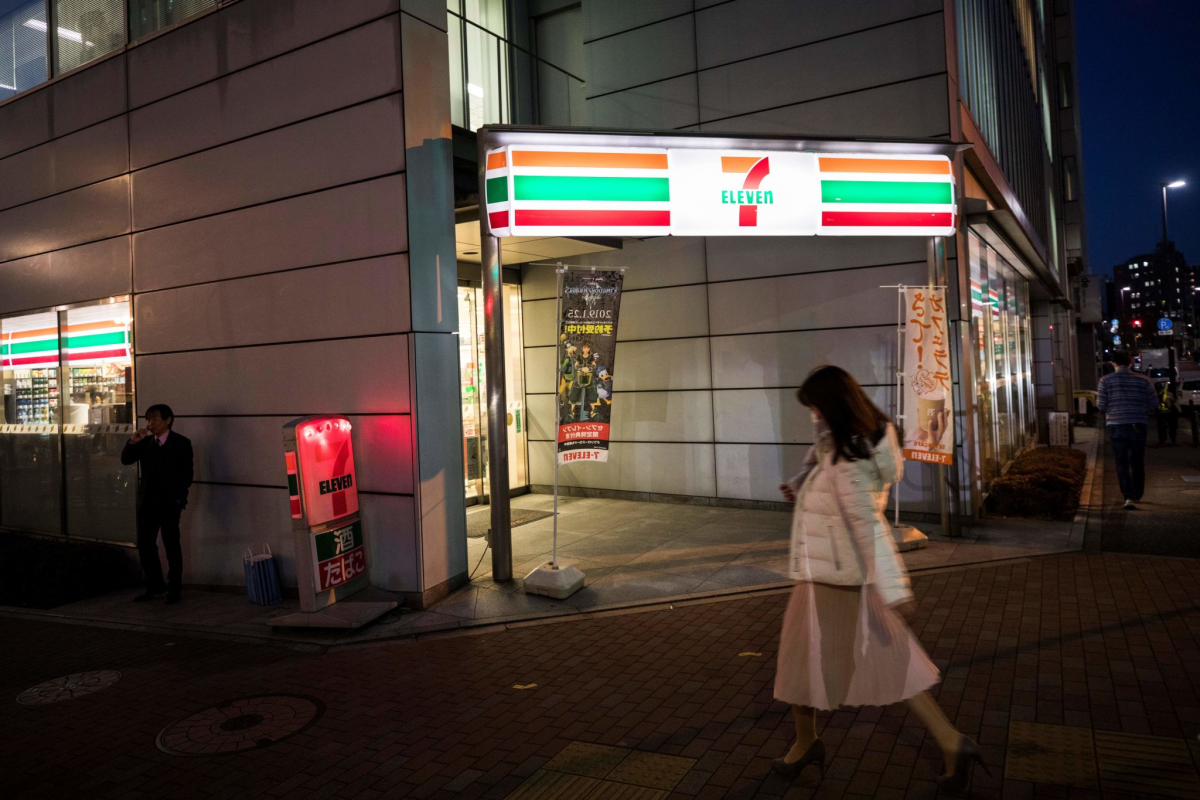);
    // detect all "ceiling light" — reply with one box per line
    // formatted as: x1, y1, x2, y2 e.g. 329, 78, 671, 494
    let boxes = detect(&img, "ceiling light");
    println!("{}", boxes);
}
24, 19, 85, 43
